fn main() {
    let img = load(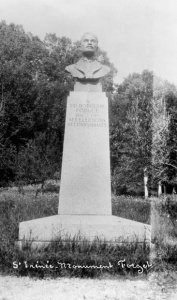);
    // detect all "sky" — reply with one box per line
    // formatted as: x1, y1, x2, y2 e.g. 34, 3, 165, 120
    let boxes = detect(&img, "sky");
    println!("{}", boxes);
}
1, 0, 177, 84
